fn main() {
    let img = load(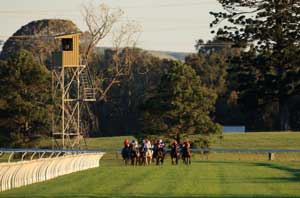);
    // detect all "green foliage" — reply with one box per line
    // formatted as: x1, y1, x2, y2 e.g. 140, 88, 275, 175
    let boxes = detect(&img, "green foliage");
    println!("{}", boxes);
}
0, 50, 52, 147
185, 51, 227, 95
141, 61, 221, 137
211, 0, 300, 130
187, 38, 246, 127
88, 48, 168, 136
